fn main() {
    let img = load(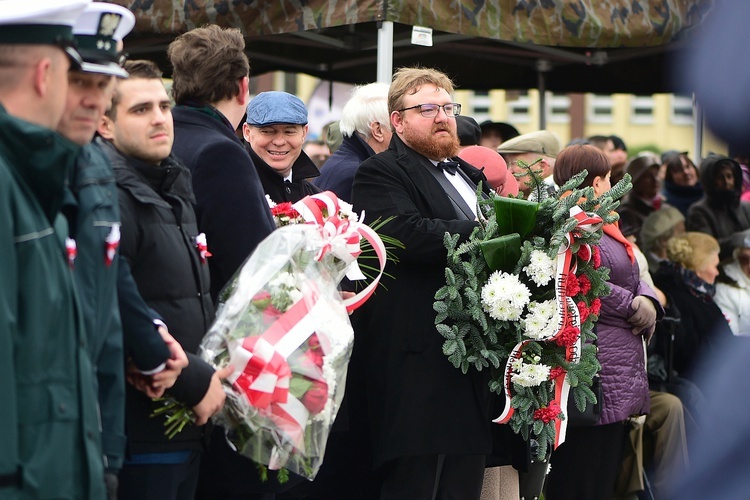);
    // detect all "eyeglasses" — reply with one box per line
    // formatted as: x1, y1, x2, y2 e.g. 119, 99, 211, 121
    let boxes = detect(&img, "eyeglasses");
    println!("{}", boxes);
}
398, 102, 461, 118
